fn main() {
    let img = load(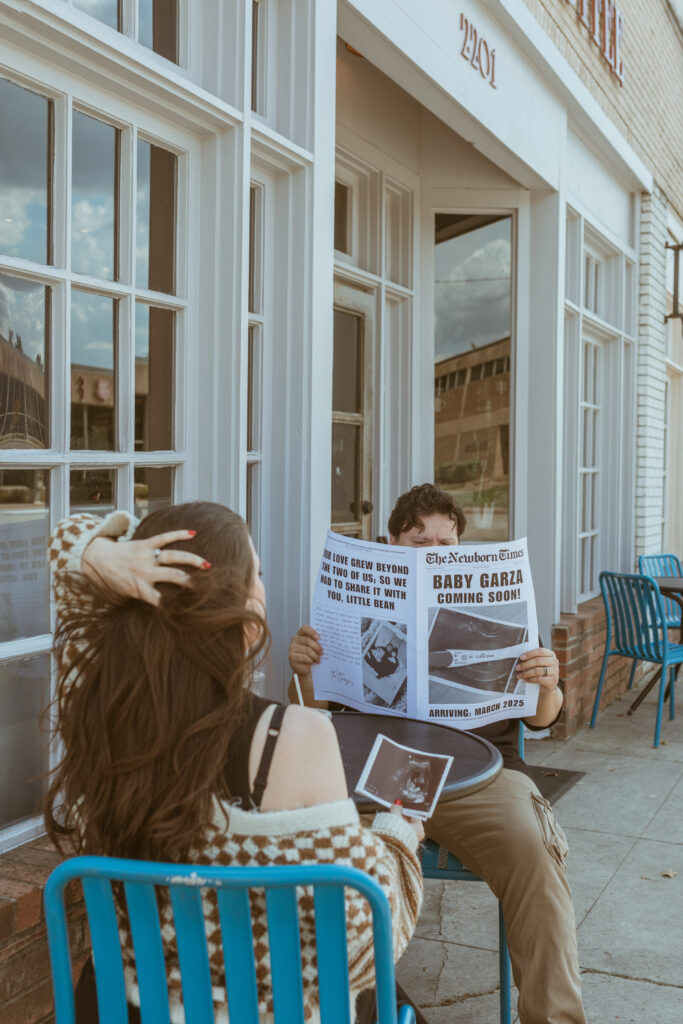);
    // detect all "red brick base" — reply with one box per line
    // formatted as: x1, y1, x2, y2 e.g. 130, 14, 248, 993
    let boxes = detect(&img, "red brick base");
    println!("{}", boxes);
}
551, 595, 653, 739
0, 837, 90, 1024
